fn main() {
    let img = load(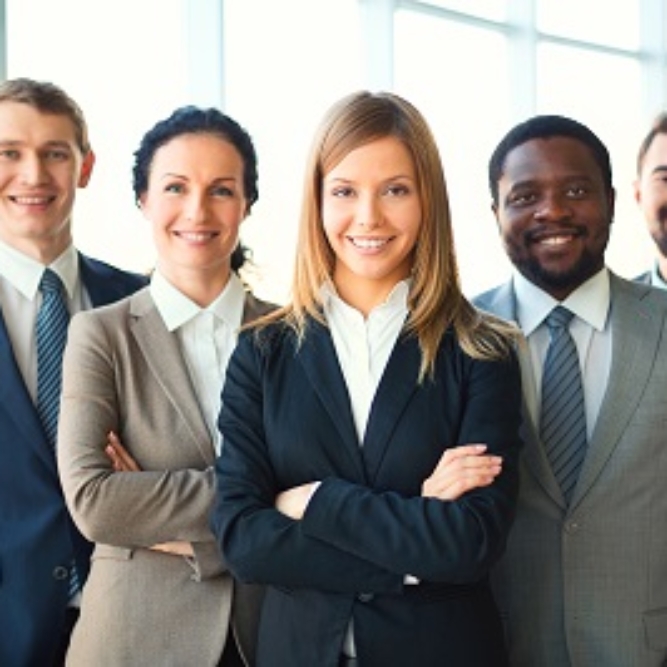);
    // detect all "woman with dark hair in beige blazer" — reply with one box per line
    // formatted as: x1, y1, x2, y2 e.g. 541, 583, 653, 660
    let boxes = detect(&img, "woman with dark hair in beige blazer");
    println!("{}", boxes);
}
57, 106, 274, 666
